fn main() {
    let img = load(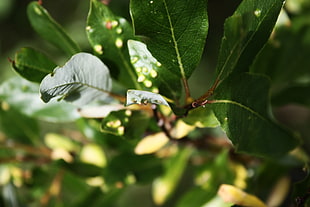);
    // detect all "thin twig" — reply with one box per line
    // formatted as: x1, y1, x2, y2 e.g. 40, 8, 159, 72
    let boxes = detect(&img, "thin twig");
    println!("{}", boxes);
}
152, 105, 173, 140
